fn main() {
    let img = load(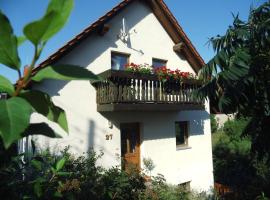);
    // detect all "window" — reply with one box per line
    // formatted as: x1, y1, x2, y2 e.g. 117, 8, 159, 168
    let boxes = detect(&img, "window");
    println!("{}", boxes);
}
0, 93, 7, 100
175, 121, 188, 146
179, 181, 191, 191
111, 52, 129, 70
152, 58, 167, 68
